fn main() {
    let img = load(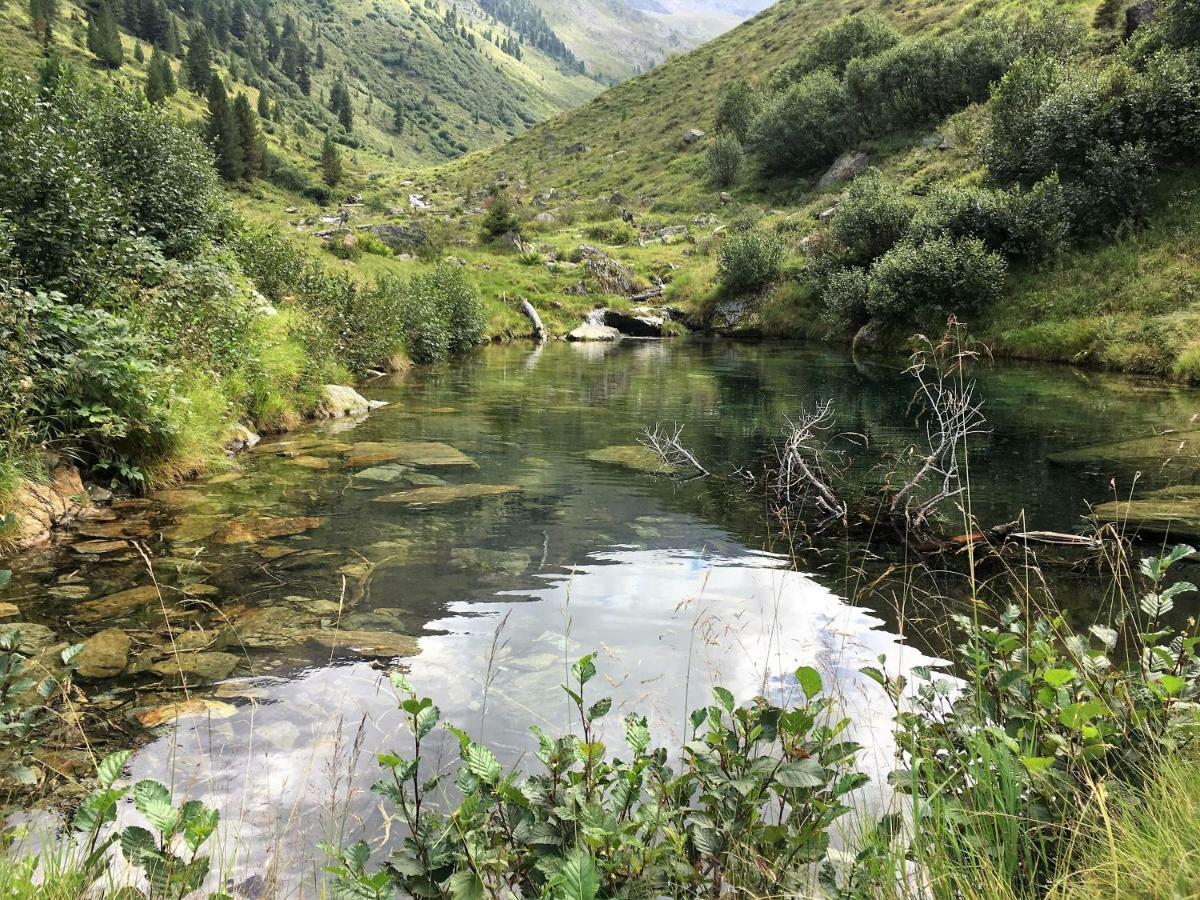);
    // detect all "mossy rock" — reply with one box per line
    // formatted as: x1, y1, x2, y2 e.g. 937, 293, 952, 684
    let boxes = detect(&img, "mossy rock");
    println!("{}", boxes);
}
585, 445, 681, 476
1093, 485, 1200, 538
1049, 429, 1200, 471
